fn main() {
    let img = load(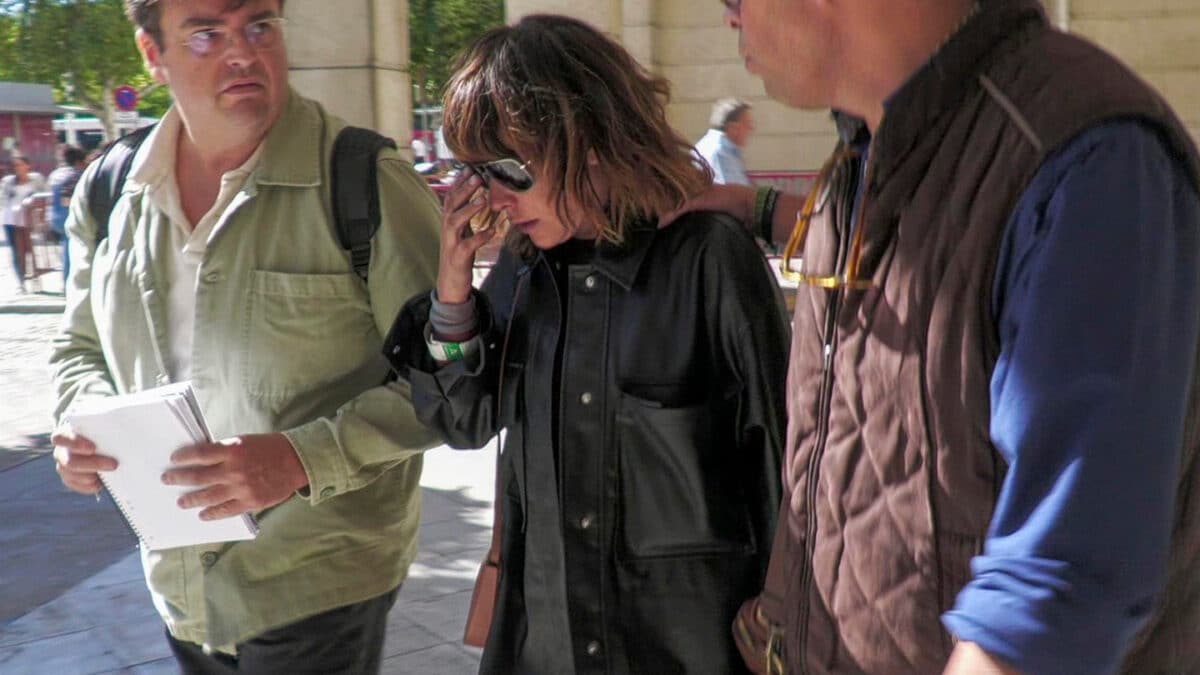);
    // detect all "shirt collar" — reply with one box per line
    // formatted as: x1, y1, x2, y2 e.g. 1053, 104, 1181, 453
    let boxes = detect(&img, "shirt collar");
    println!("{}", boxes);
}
705, 128, 742, 155
590, 220, 658, 291
127, 87, 322, 193
871, 0, 1046, 183
529, 218, 658, 292
830, 1, 1046, 169
128, 107, 263, 189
